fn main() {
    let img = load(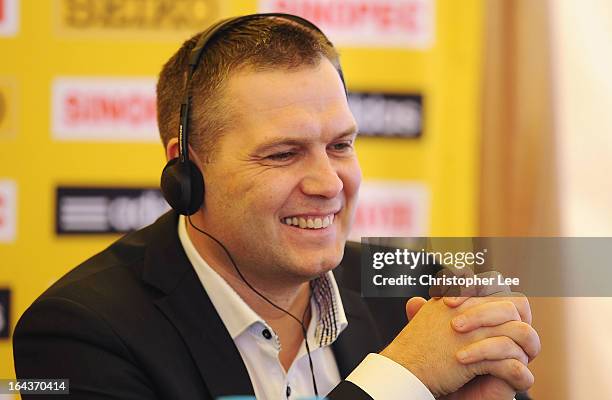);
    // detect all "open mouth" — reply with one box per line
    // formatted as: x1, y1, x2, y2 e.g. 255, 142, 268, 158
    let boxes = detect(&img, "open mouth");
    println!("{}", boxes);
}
280, 213, 336, 230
